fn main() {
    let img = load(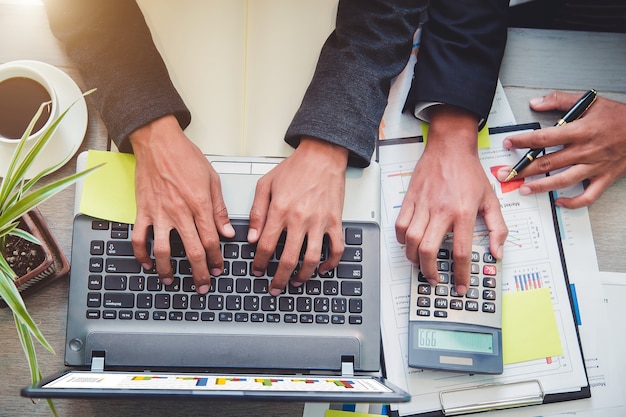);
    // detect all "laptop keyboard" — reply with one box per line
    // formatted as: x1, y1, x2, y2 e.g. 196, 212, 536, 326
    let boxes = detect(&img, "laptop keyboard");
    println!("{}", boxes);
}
83, 218, 372, 326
